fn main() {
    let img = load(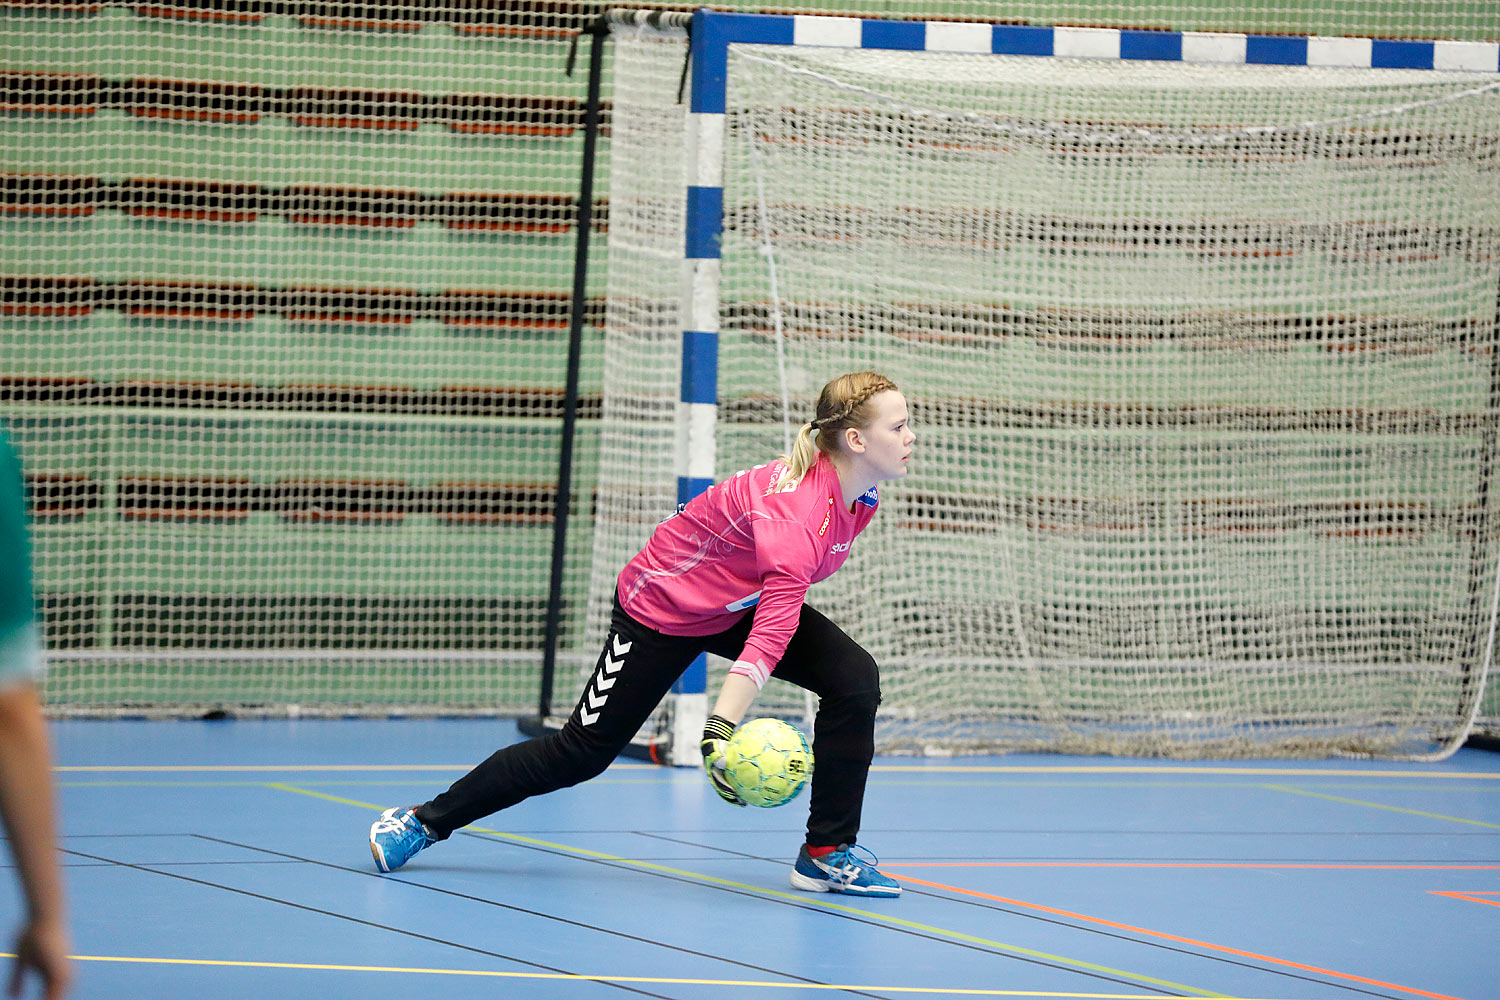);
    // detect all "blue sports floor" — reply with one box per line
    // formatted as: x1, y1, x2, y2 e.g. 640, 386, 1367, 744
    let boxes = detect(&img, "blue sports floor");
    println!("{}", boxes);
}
8, 718, 1499, 999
